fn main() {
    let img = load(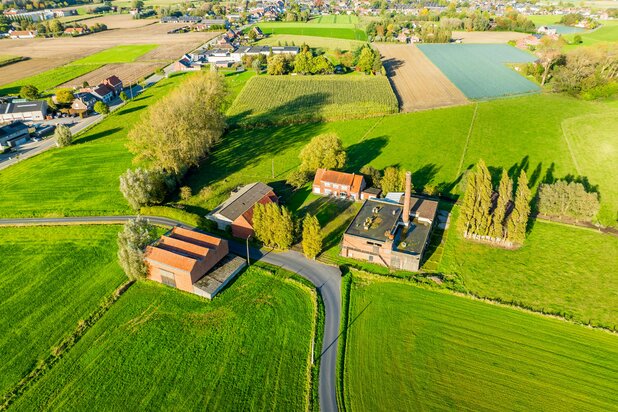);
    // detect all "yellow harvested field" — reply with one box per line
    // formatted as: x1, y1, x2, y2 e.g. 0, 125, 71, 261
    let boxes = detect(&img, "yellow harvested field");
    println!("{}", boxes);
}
81, 14, 154, 29
451, 31, 529, 43
58, 62, 162, 88
376, 44, 469, 112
